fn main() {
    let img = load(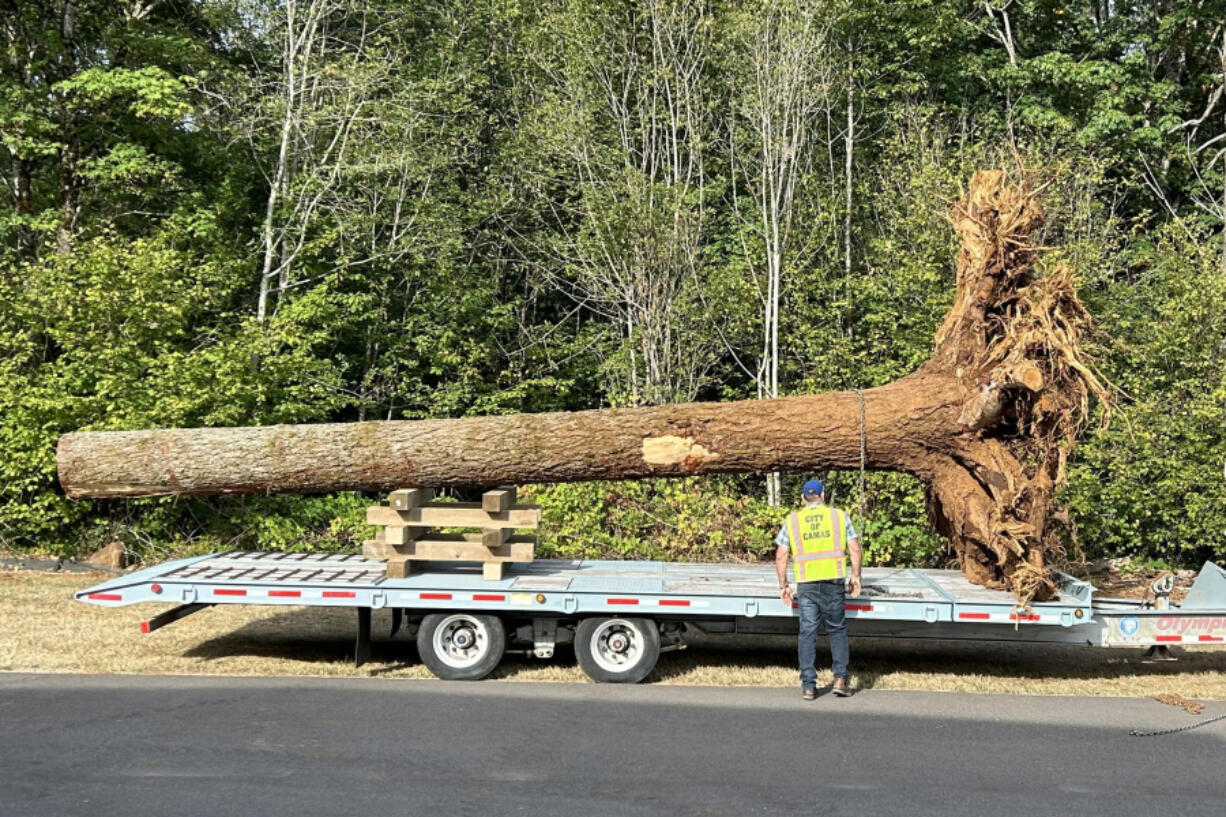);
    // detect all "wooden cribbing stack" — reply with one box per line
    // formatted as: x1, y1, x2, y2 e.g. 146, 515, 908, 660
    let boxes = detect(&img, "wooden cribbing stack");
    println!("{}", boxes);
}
362, 487, 541, 580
